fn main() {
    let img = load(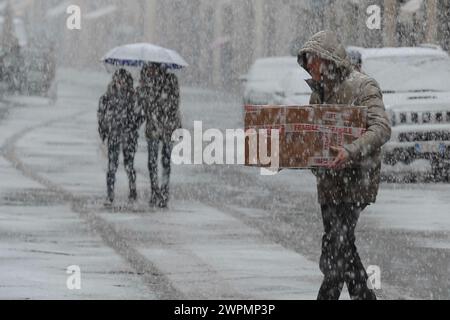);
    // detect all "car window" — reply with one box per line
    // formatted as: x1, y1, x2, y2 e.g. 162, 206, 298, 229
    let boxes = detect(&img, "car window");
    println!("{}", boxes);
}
247, 59, 298, 83
363, 55, 450, 93
279, 69, 311, 95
